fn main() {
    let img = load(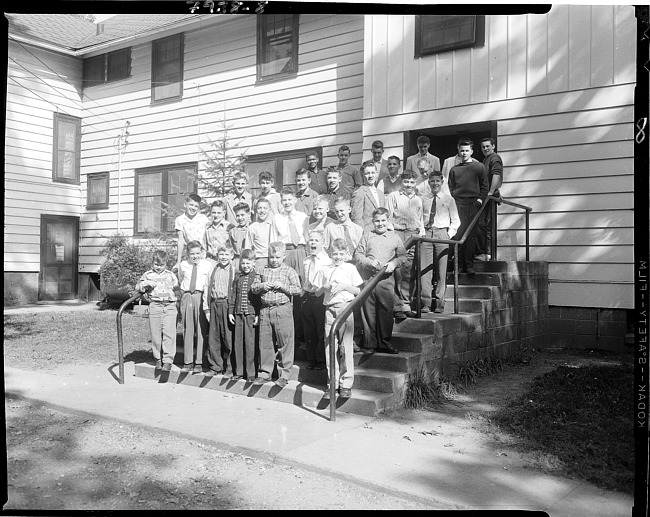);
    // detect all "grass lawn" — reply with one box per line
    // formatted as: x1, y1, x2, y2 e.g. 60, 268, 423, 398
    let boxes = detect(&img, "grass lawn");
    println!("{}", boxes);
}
492, 362, 635, 494
4, 309, 157, 369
